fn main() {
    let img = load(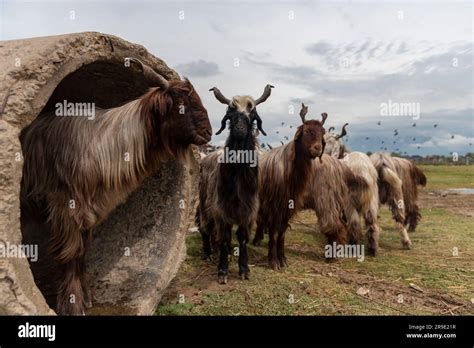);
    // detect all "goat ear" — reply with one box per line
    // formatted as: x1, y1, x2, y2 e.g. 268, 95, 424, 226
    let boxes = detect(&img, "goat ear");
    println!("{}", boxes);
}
288, 141, 296, 161
293, 127, 303, 141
